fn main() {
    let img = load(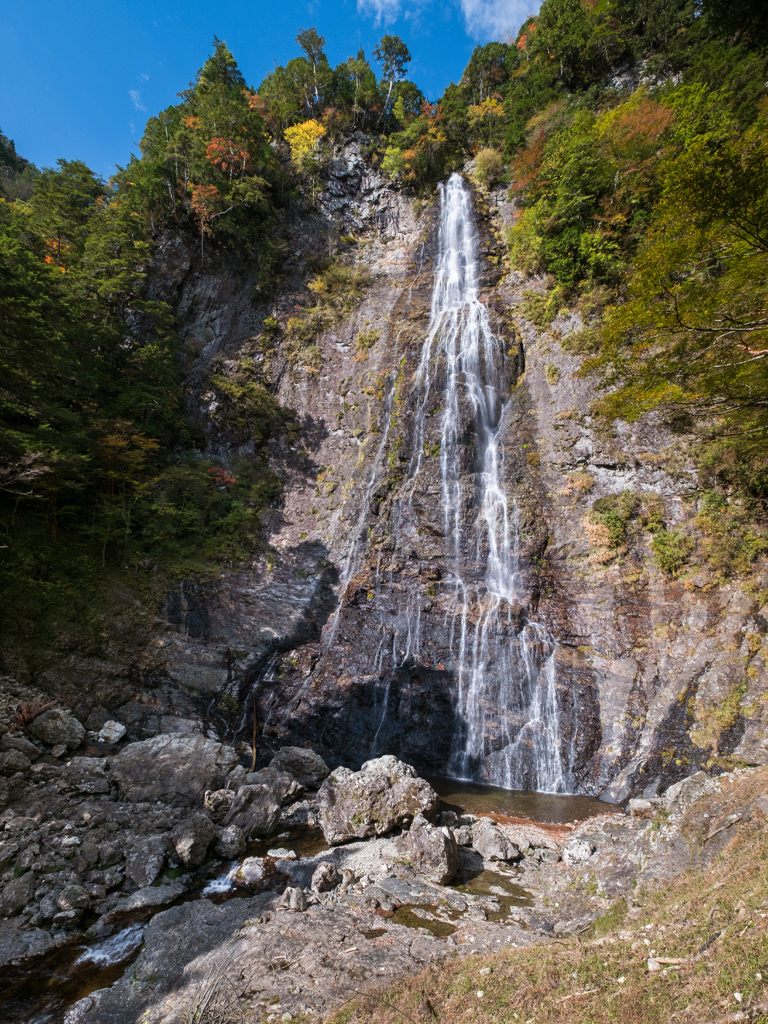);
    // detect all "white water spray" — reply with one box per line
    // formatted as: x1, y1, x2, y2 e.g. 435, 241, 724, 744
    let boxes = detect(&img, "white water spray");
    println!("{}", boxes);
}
411, 174, 570, 792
